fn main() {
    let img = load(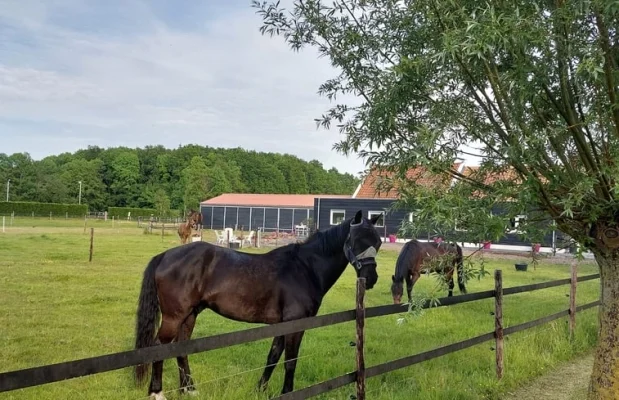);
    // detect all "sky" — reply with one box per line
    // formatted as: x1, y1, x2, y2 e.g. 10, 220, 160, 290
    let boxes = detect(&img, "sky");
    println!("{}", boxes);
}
0, 0, 371, 176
